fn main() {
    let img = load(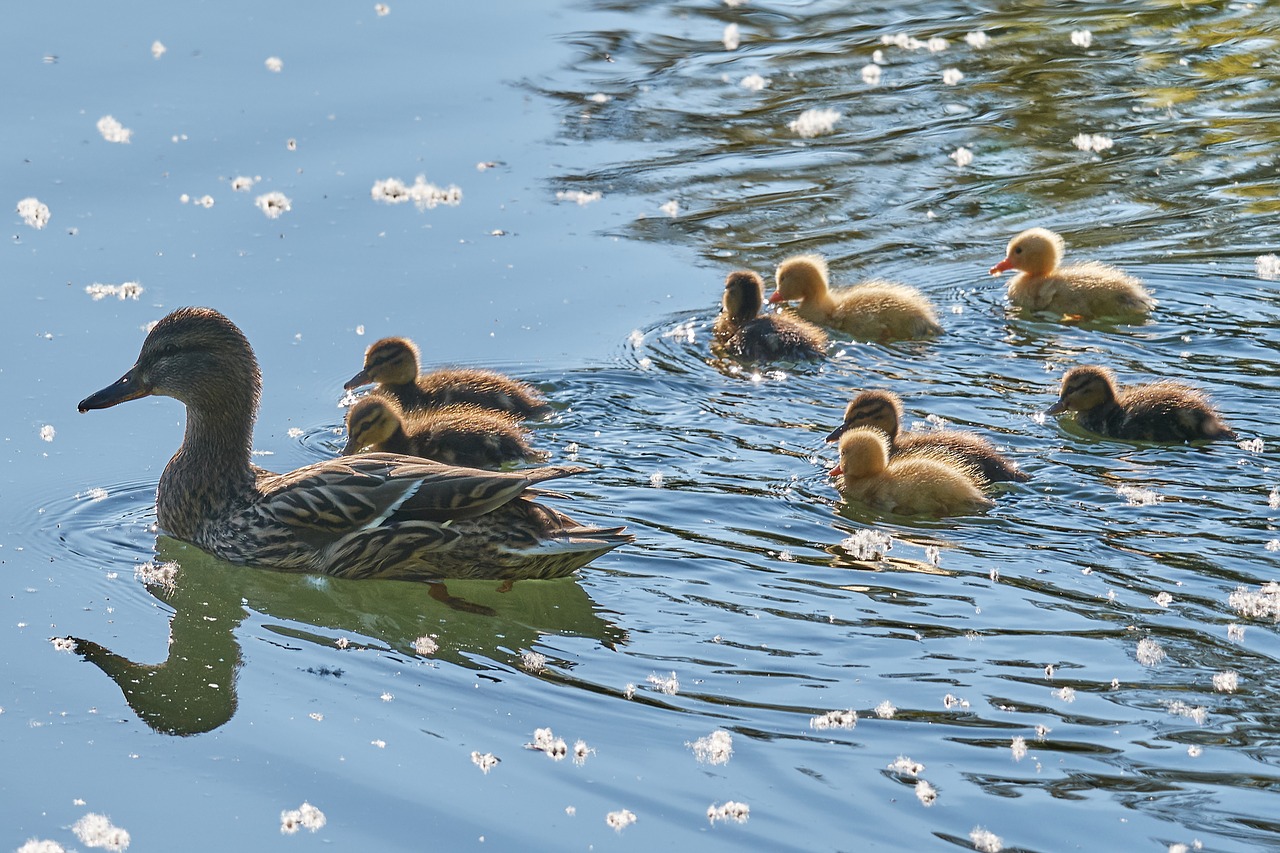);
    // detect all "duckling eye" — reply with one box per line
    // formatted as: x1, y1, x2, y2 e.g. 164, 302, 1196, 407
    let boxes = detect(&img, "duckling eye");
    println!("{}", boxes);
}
1014, 246, 1023, 254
